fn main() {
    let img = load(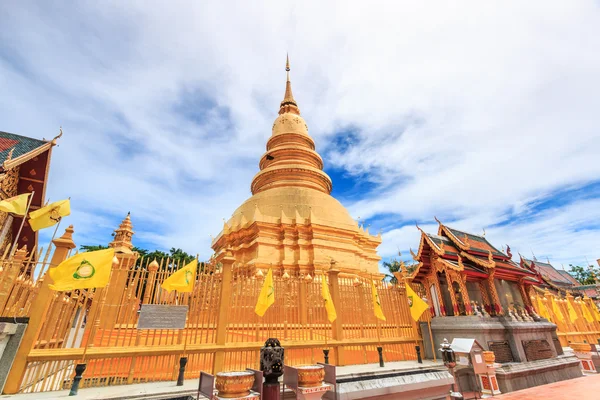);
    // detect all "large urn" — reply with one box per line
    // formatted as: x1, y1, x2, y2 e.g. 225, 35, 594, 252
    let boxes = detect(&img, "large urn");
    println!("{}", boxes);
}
215, 371, 255, 398
296, 365, 325, 388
